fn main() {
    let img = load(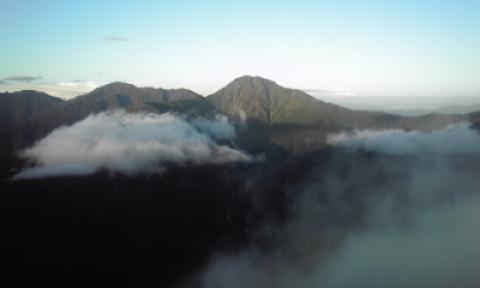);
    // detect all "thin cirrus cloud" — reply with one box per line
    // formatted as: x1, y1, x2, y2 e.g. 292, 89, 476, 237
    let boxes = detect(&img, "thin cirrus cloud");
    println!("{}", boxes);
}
14, 111, 255, 179
101, 36, 128, 42
4, 76, 42, 82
